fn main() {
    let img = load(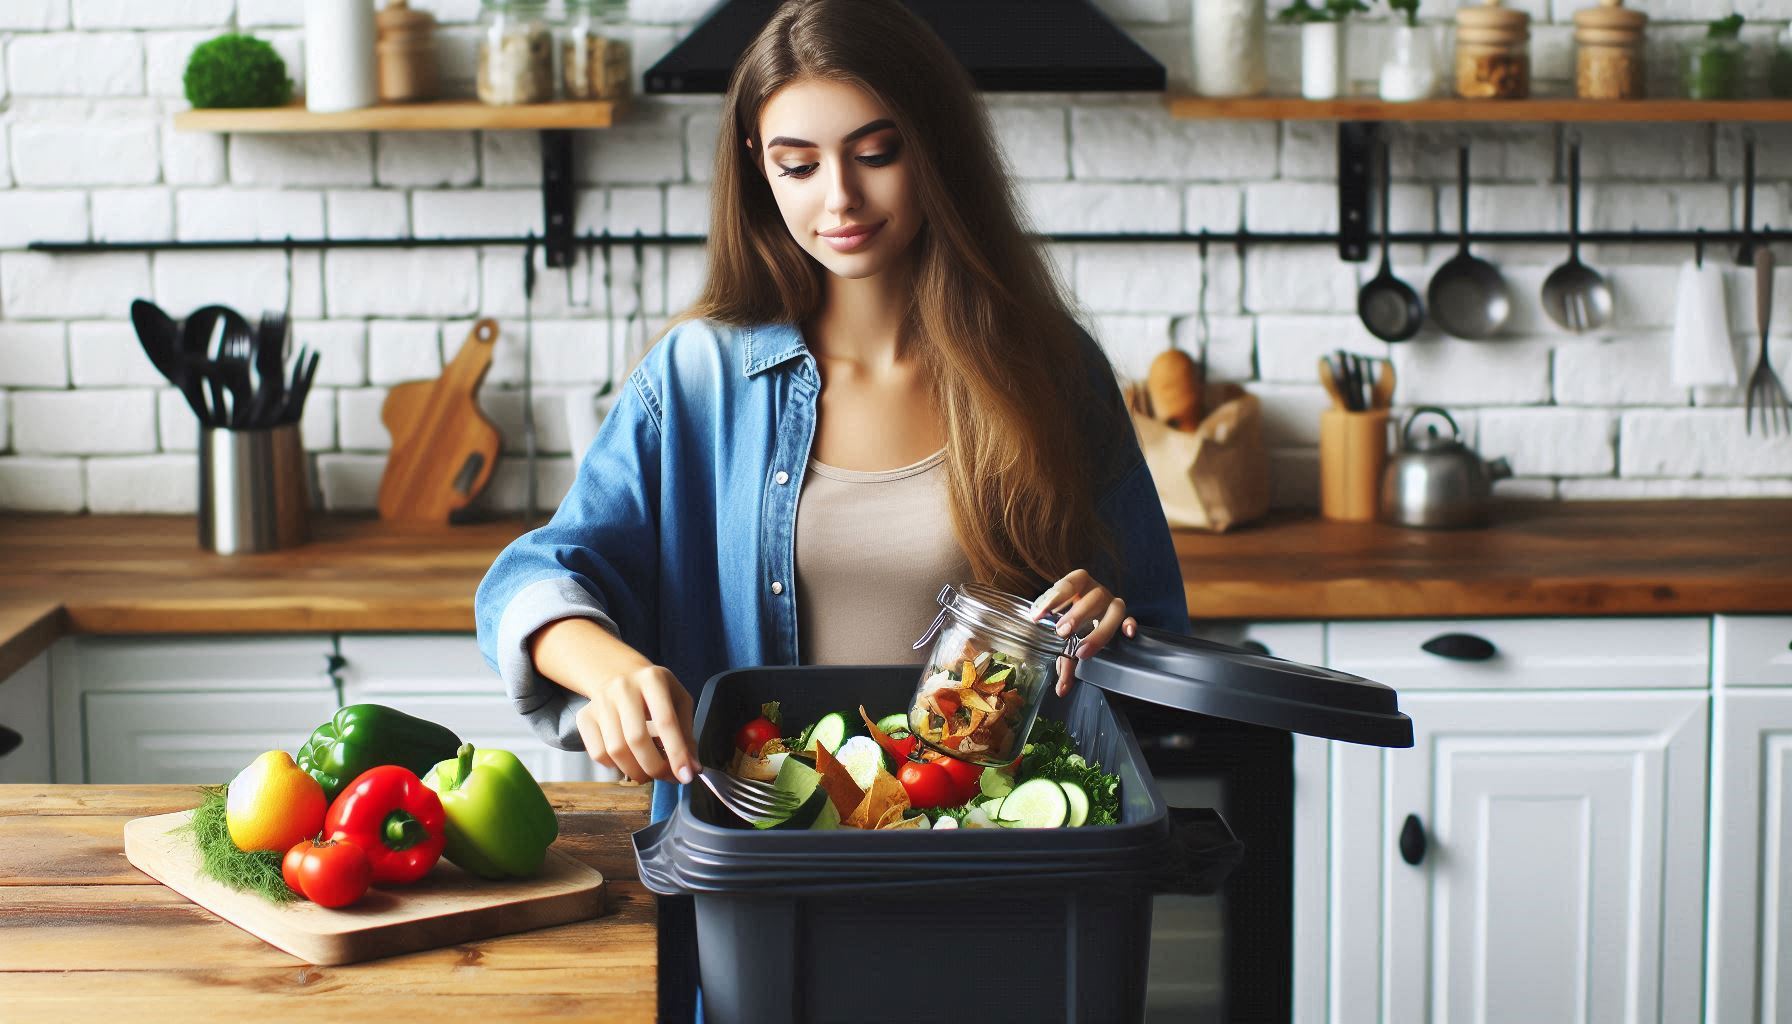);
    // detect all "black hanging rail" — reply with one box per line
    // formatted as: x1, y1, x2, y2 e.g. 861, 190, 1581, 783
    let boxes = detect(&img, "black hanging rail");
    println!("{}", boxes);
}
25, 227, 1792, 255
